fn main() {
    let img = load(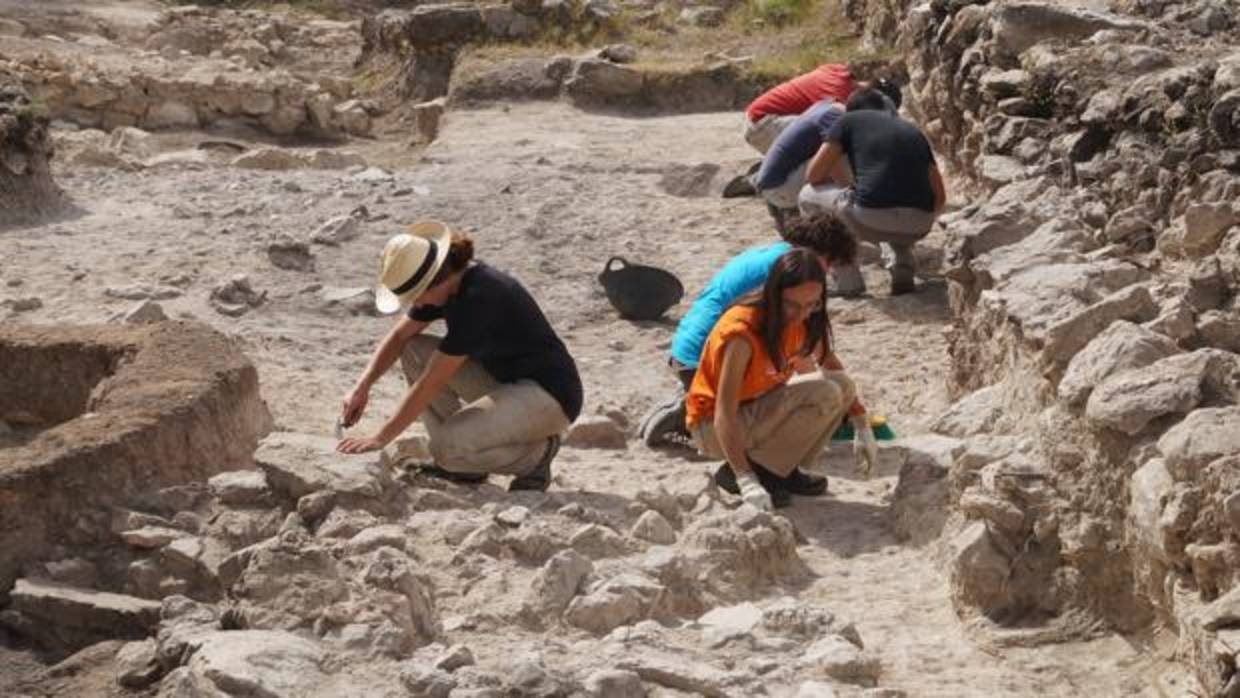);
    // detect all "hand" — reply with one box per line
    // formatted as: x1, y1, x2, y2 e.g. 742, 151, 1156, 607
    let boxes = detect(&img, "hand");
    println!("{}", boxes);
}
737, 471, 772, 511
341, 386, 369, 428
852, 414, 878, 478
336, 435, 387, 454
